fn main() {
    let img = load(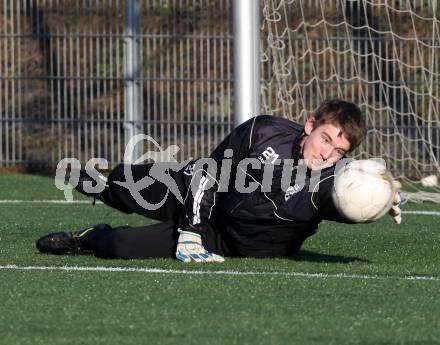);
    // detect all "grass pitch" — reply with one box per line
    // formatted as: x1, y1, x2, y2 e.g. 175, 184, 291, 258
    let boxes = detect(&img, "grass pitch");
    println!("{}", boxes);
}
1, 173, 440, 345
